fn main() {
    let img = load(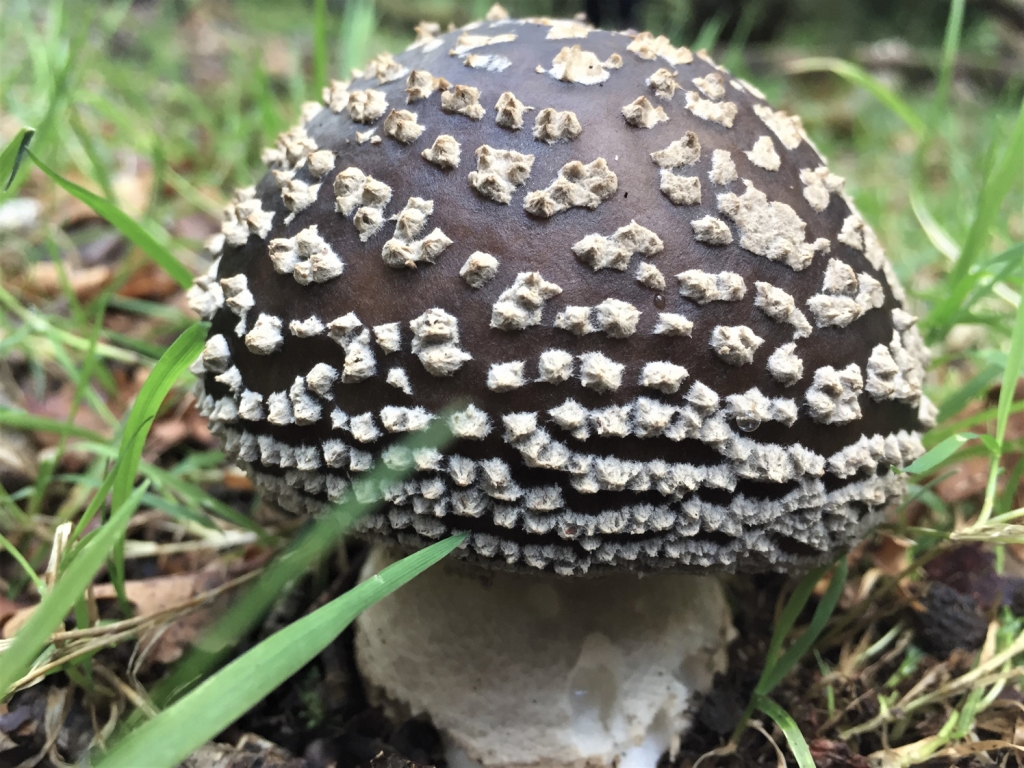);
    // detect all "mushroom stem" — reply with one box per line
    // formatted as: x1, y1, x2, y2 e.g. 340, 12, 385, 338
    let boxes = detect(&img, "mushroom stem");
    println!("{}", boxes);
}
355, 544, 735, 768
